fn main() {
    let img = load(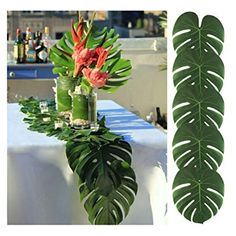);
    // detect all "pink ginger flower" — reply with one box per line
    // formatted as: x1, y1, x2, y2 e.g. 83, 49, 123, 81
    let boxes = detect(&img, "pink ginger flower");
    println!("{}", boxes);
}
82, 46, 112, 88
72, 47, 97, 76
82, 68, 109, 88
